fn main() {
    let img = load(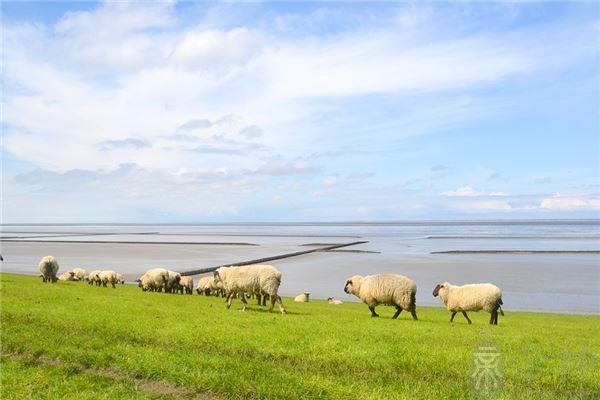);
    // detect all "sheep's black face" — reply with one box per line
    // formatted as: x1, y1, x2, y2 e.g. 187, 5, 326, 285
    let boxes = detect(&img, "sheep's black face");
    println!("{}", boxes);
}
343, 280, 352, 294
432, 284, 442, 297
